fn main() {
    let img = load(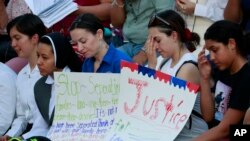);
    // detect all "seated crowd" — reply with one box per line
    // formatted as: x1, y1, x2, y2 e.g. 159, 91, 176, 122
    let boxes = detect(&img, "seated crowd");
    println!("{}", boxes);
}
0, 0, 250, 141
